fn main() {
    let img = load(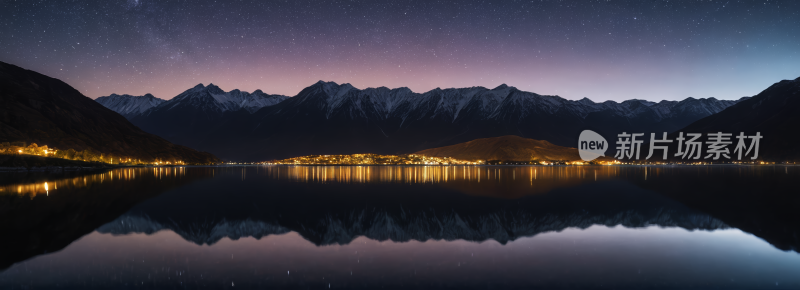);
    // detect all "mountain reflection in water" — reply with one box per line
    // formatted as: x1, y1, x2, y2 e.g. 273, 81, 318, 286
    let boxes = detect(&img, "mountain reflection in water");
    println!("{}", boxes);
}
1, 165, 799, 289
0, 167, 211, 270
